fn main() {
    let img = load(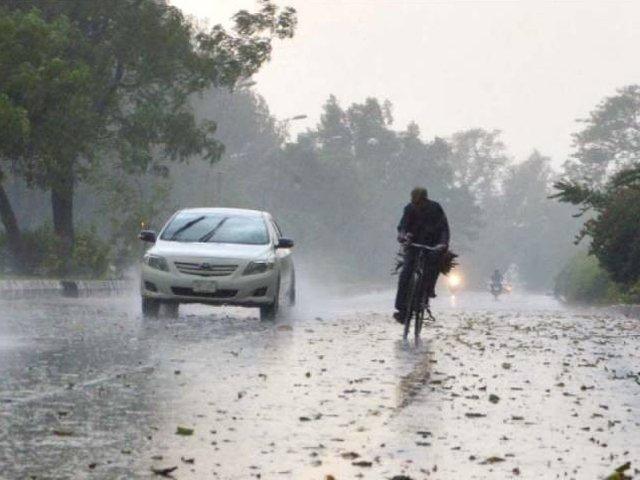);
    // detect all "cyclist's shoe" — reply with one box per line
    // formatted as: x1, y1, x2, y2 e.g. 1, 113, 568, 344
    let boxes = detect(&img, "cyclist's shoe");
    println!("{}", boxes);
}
425, 308, 436, 322
393, 310, 405, 324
